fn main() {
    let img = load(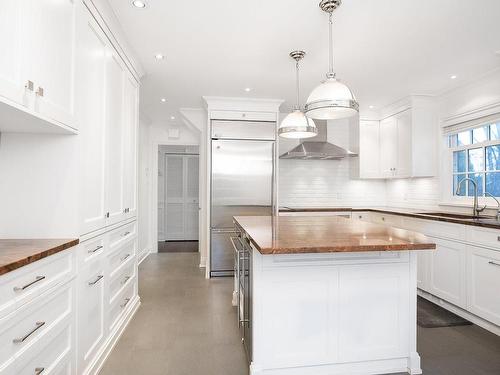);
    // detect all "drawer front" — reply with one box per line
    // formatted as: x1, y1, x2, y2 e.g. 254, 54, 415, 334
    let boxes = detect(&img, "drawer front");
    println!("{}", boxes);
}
352, 212, 371, 222
467, 245, 500, 326
370, 213, 403, 228
280, 211, 351, 218
108, 239, 136, 273
109, 260, 136, 303
401, 217, 464, 241
0, 282, 73, 369
0, 250, 74, 319
109, 222, 136, 250
466, 226, 500, 250
78, 236, 105, 265
108, 280, 136, 333
15, 322, 72, 375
